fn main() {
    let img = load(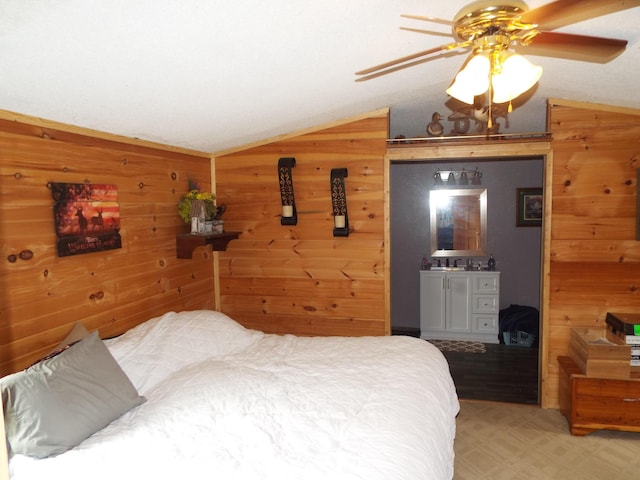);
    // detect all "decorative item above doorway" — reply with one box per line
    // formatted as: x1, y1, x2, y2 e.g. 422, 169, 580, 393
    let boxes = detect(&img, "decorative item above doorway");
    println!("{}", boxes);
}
516, 187, 542, 227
